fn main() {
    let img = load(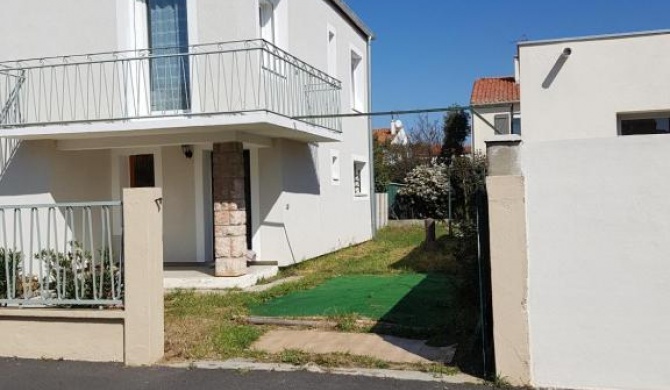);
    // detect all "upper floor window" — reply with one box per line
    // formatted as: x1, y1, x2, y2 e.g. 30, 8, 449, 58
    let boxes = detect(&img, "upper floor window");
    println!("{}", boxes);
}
350, 50, 363, 111
327, 27, 337, 77
259, 0, 276, 44
147, 0, 190, 112
620, 115, 670, 136
512, 113, 521, 135
493, 113, 521, 135
494, 114, 510, 134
